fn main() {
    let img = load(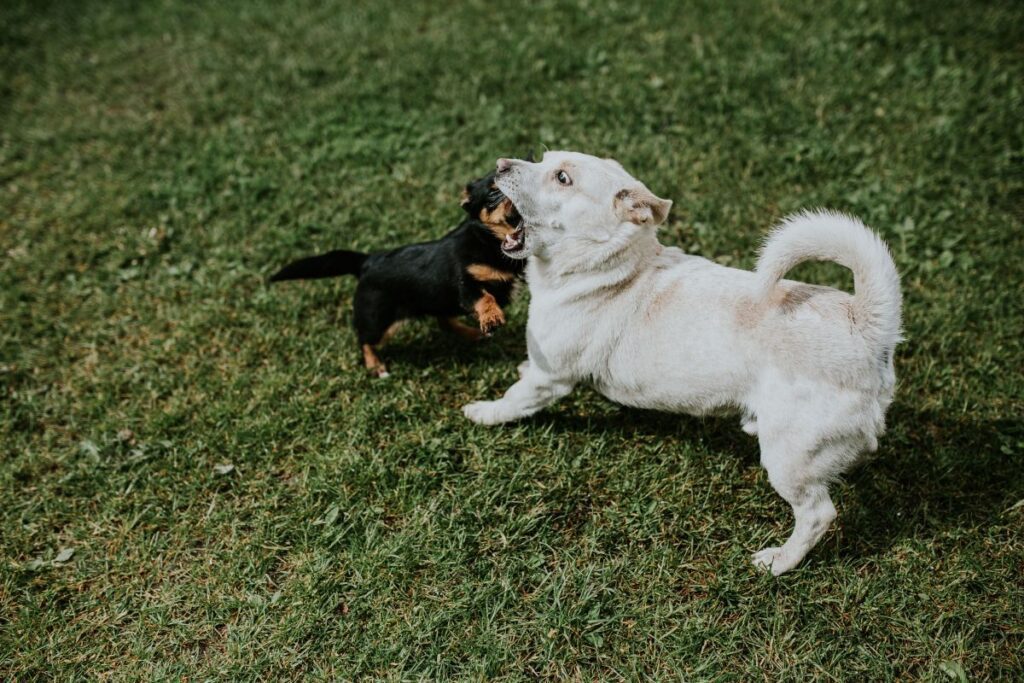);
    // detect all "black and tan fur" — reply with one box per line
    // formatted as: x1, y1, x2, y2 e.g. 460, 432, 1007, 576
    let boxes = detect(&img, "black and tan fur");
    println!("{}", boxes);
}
270, 170, 525, 376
